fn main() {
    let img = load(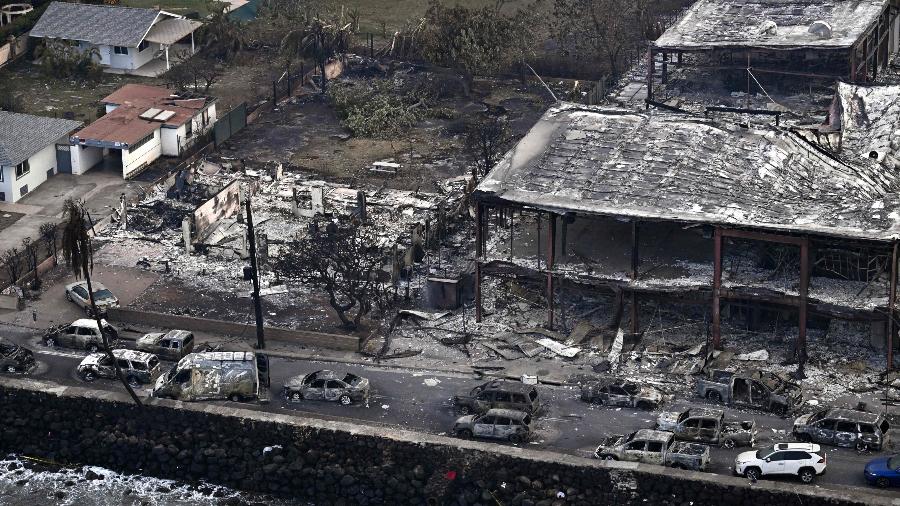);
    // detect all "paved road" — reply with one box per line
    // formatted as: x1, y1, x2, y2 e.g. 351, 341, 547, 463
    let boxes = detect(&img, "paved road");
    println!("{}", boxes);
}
1, 323, 896, 498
